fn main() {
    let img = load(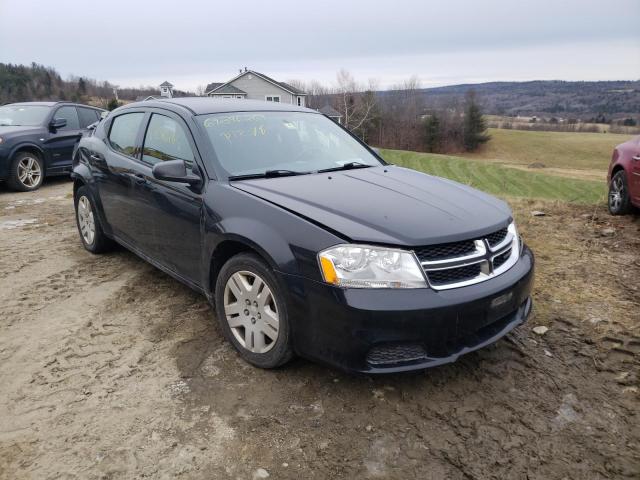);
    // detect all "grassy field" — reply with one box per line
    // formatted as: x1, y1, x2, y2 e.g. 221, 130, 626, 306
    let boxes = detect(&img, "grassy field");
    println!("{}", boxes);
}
464, 128, 631, 172
381, 148, 606, 205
